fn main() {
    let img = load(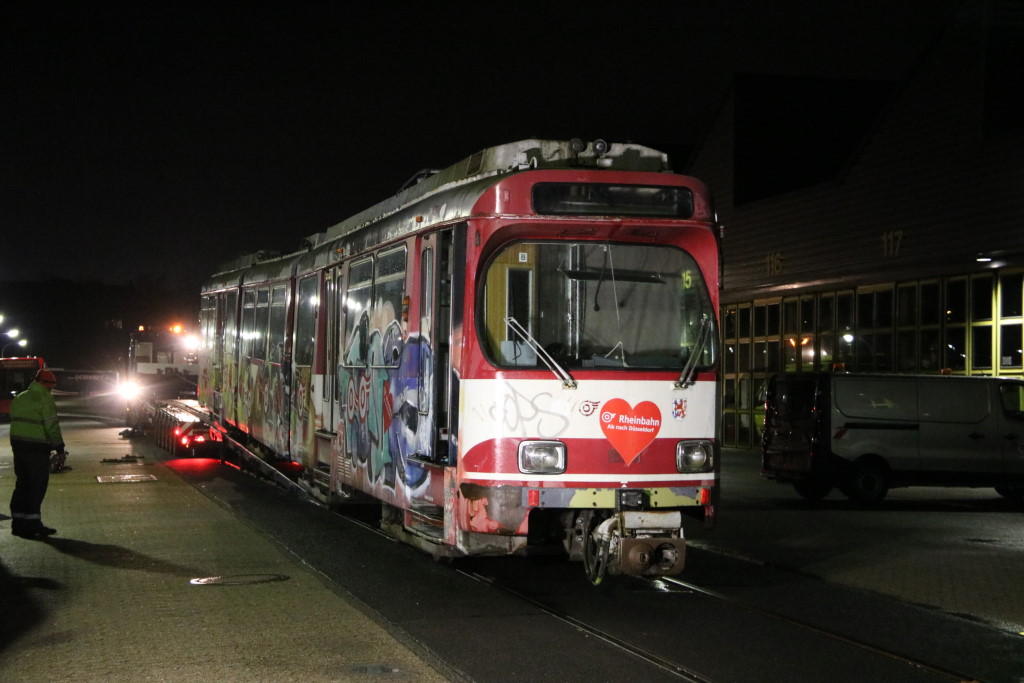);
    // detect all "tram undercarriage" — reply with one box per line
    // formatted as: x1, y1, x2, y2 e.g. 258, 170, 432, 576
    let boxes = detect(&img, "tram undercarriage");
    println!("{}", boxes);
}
370, 494, 690, 584
567, 509, 686, 585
